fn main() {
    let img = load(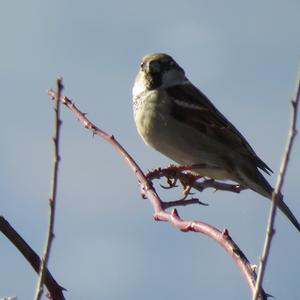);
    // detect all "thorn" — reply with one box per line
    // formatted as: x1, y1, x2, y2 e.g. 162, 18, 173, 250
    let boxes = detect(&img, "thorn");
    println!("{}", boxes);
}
182, 222, 196, 232
83, 120, 89, 128
171, 208, 179, 218
251, 264, 257, 272
61, 96, 68, 104
153, 213, 160, 221
222, 228, 229, 237
139, 184, 148, 199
